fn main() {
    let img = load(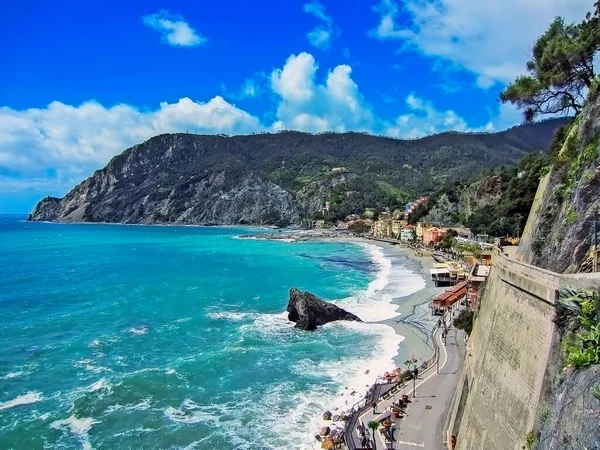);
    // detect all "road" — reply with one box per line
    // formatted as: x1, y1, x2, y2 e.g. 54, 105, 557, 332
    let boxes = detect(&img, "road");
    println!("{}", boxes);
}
358, 321, 465, 450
